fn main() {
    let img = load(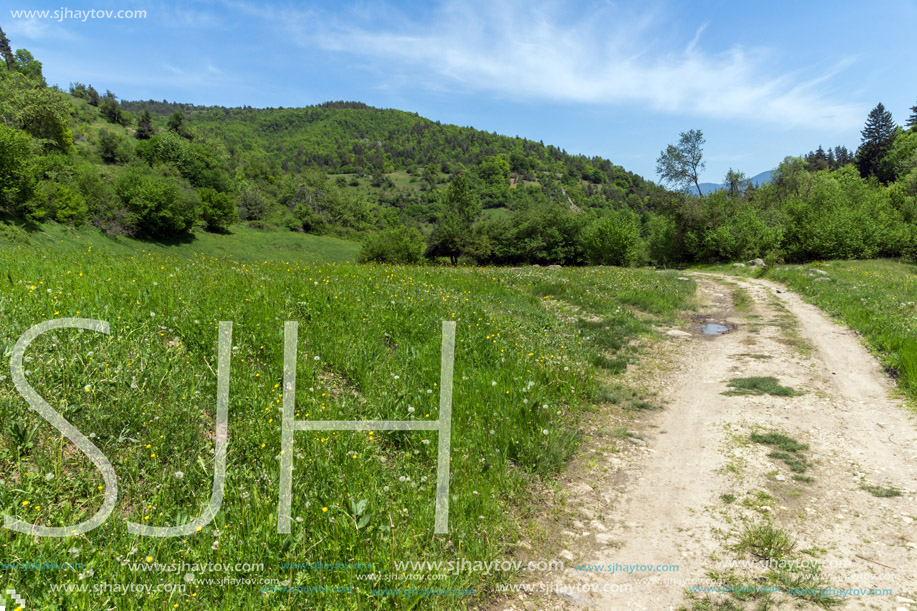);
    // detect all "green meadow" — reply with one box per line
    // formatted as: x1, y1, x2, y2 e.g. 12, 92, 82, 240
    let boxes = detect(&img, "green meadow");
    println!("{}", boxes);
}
0, 232, 693, 609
